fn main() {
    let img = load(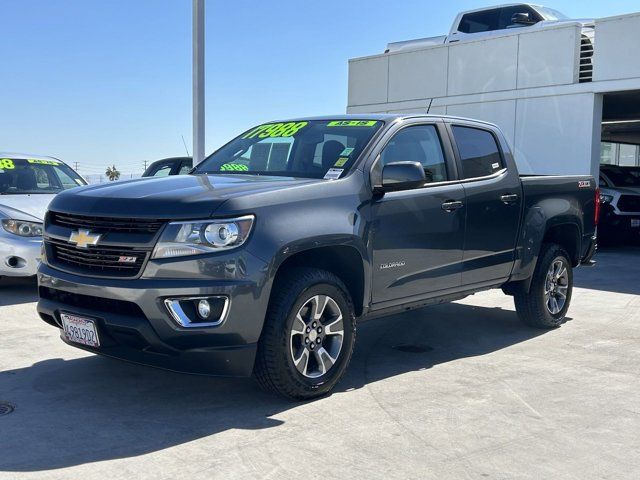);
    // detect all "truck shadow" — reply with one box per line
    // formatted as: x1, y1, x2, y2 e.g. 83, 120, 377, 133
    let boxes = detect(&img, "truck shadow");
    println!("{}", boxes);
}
0, 277, 38, 306
0, 302, 549, 472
